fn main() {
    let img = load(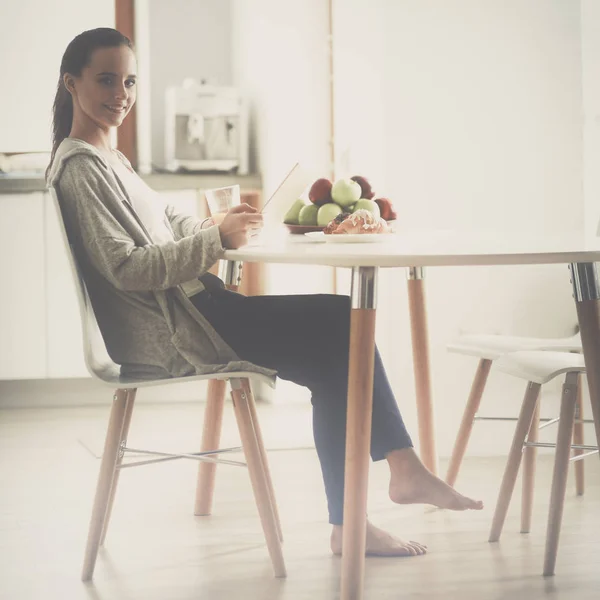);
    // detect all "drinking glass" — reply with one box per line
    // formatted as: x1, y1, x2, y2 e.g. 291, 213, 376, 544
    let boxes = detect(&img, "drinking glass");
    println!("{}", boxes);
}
204, 185, 241, 215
